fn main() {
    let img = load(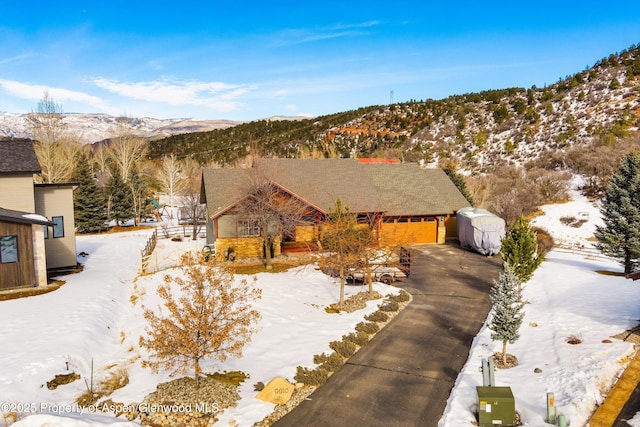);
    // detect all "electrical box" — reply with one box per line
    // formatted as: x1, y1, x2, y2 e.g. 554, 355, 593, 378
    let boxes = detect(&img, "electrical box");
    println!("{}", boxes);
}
477, 386, 516, 427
